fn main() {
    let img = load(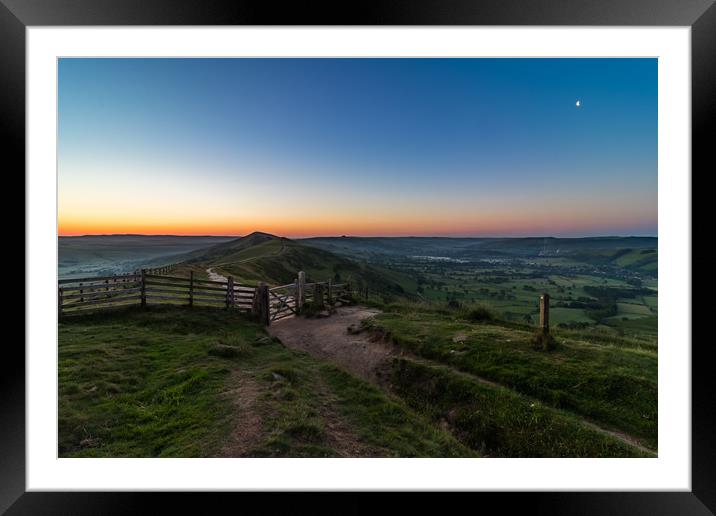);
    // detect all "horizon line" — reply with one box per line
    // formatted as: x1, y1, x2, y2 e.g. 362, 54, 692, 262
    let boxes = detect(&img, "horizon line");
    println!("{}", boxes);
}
58, 232, 658, 239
